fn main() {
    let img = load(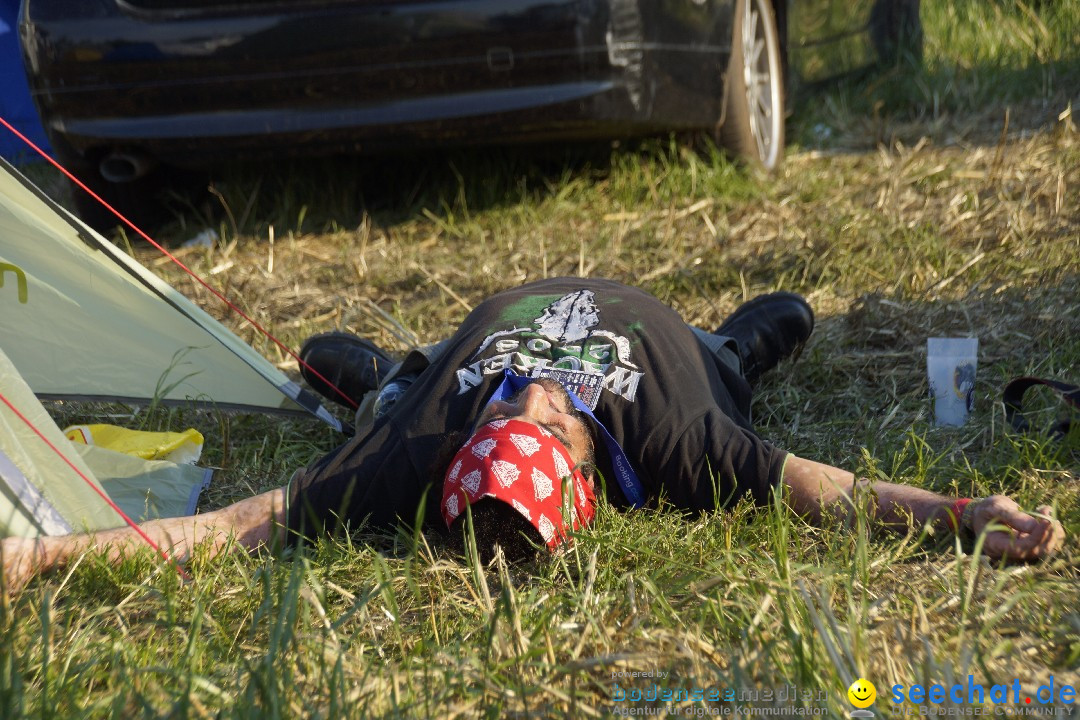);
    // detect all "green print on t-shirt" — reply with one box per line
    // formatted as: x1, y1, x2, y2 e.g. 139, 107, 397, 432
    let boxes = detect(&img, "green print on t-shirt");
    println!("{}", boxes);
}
459, 289, 644, 401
